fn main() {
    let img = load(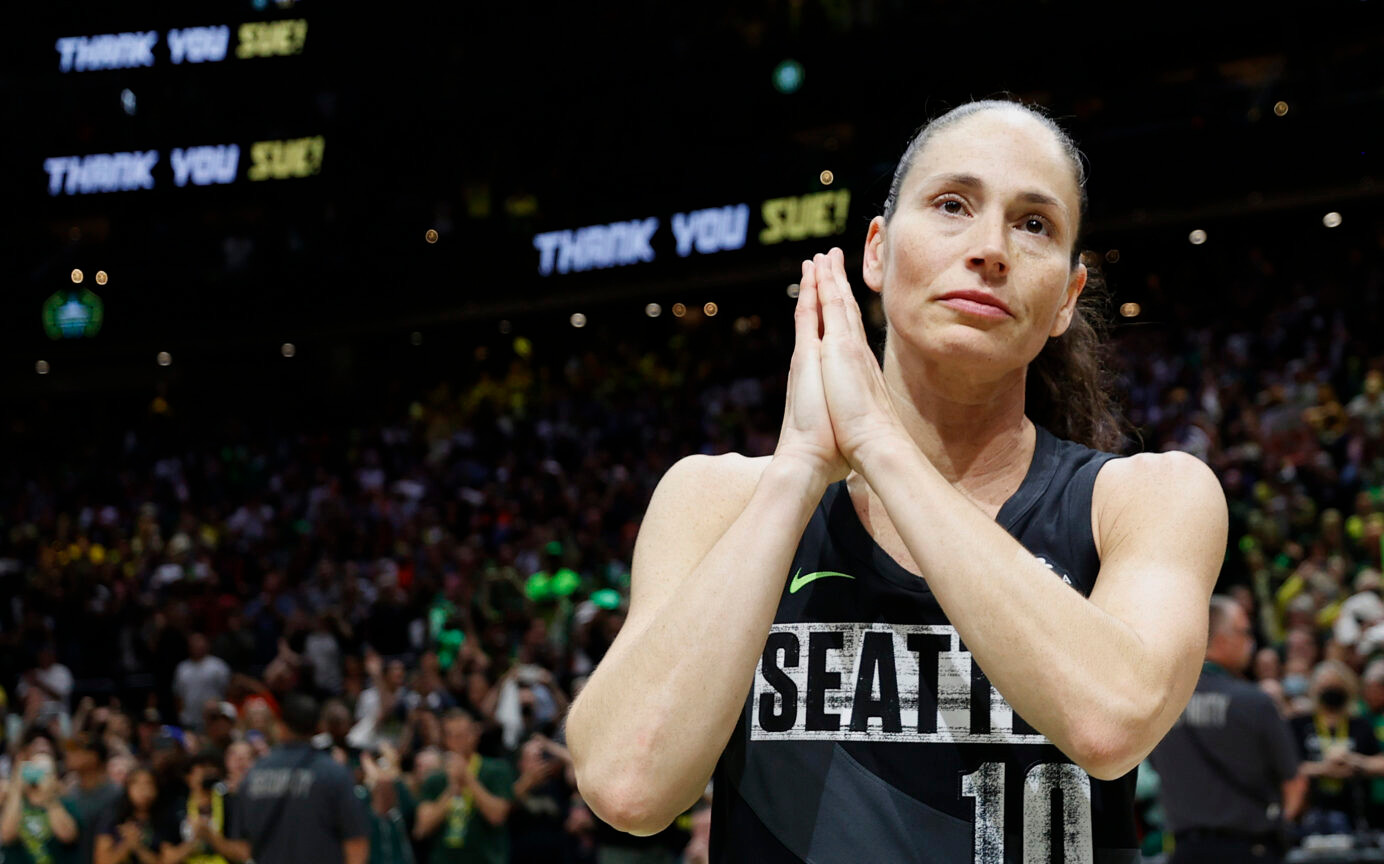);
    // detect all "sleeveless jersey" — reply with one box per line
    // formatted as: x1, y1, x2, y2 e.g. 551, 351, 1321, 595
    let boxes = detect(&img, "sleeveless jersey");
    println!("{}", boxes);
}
710, 426, 1138, 863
